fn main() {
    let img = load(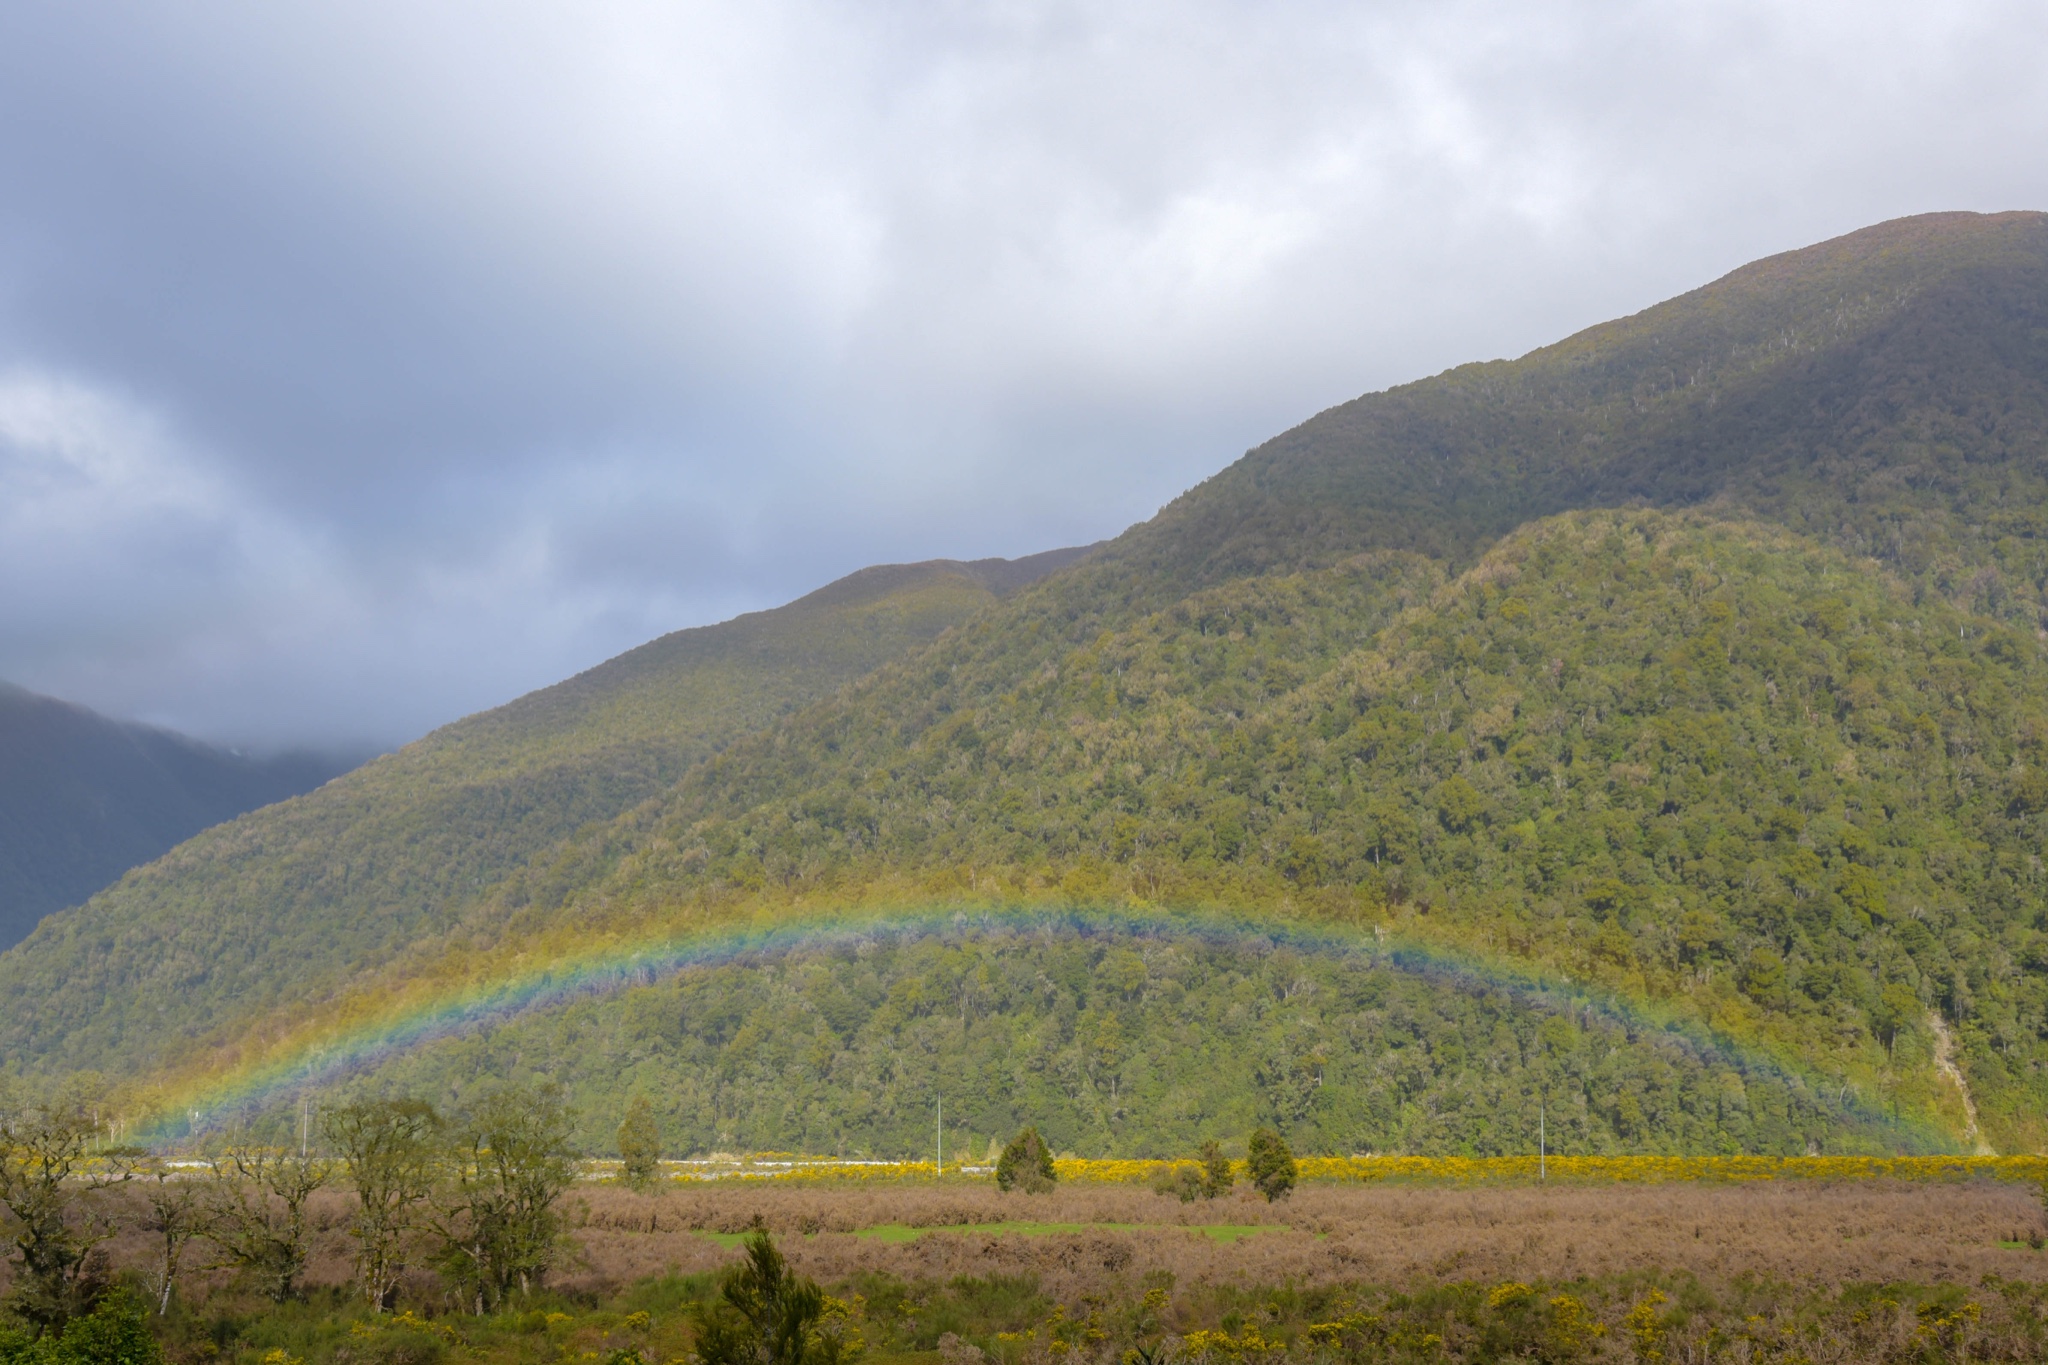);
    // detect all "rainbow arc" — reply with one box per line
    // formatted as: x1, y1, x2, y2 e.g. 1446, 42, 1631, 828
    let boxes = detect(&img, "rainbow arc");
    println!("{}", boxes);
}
127, 903, 1939, 1148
